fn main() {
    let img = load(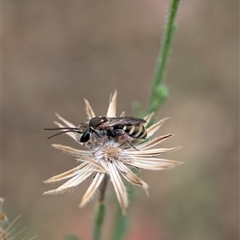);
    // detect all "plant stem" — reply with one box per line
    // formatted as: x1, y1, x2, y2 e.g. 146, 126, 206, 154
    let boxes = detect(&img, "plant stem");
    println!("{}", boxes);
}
114, 1, 181, 239
148, 0, 181, 113
110, 206, 129, 240
92, 176, 109, 240
110, 185, 136, 240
